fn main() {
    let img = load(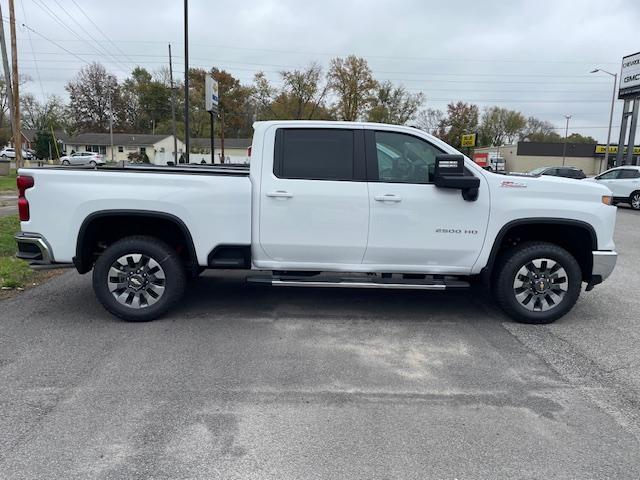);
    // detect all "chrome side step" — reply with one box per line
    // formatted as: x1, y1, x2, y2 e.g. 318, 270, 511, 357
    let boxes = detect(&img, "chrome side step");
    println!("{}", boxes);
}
247, 275, 470, 291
